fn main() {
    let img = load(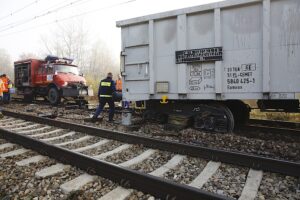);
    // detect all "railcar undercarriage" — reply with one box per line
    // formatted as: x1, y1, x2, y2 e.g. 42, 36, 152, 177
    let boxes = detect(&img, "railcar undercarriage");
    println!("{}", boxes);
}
142, 100, 250, 133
